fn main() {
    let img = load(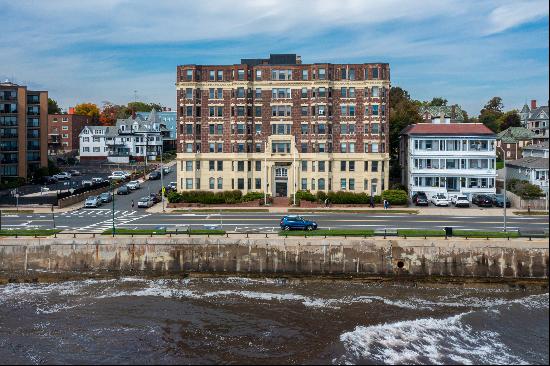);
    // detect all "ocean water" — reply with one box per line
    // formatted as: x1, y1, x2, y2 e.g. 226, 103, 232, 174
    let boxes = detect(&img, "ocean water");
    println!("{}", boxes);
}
0, 277, 547, 364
